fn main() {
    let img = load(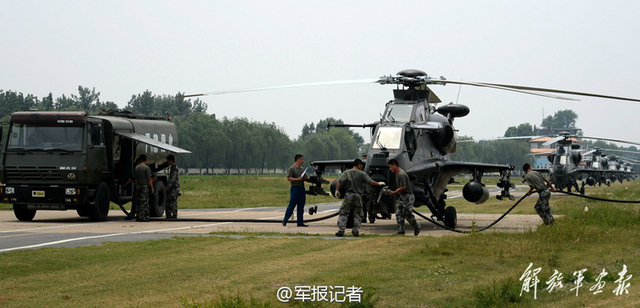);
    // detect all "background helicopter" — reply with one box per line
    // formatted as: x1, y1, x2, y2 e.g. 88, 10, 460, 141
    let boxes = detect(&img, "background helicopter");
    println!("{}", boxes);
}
186, 69, 640, 229
582, 148, 639, 185
535, 133, 640, 193
463, 131, 640, 194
